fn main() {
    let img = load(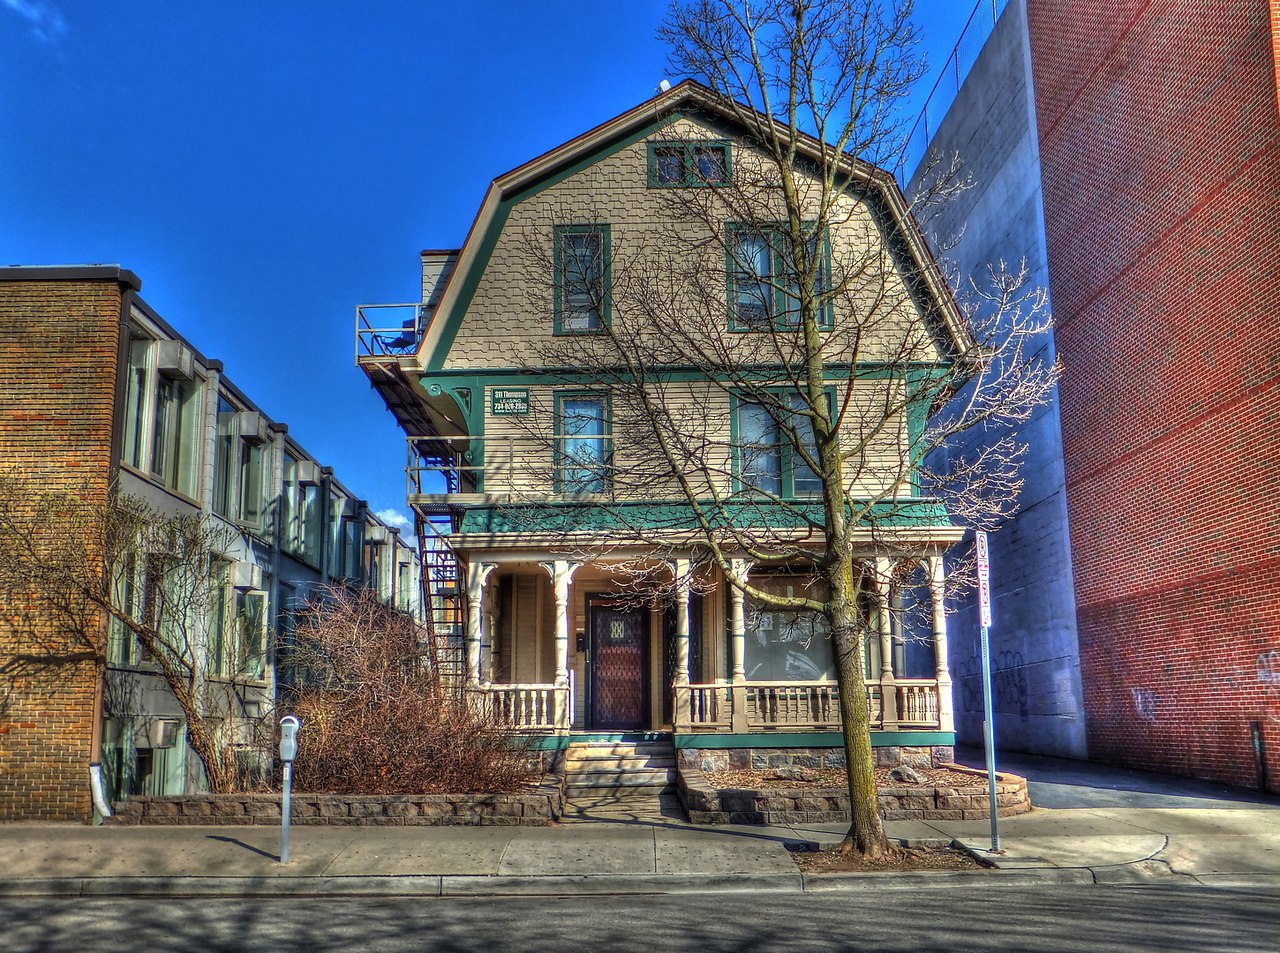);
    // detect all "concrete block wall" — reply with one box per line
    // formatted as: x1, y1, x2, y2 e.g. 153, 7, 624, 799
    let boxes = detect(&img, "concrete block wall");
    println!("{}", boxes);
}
0, 270, 131, 820
1028, 0, 1280, 789
907, 0, 1087, 758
